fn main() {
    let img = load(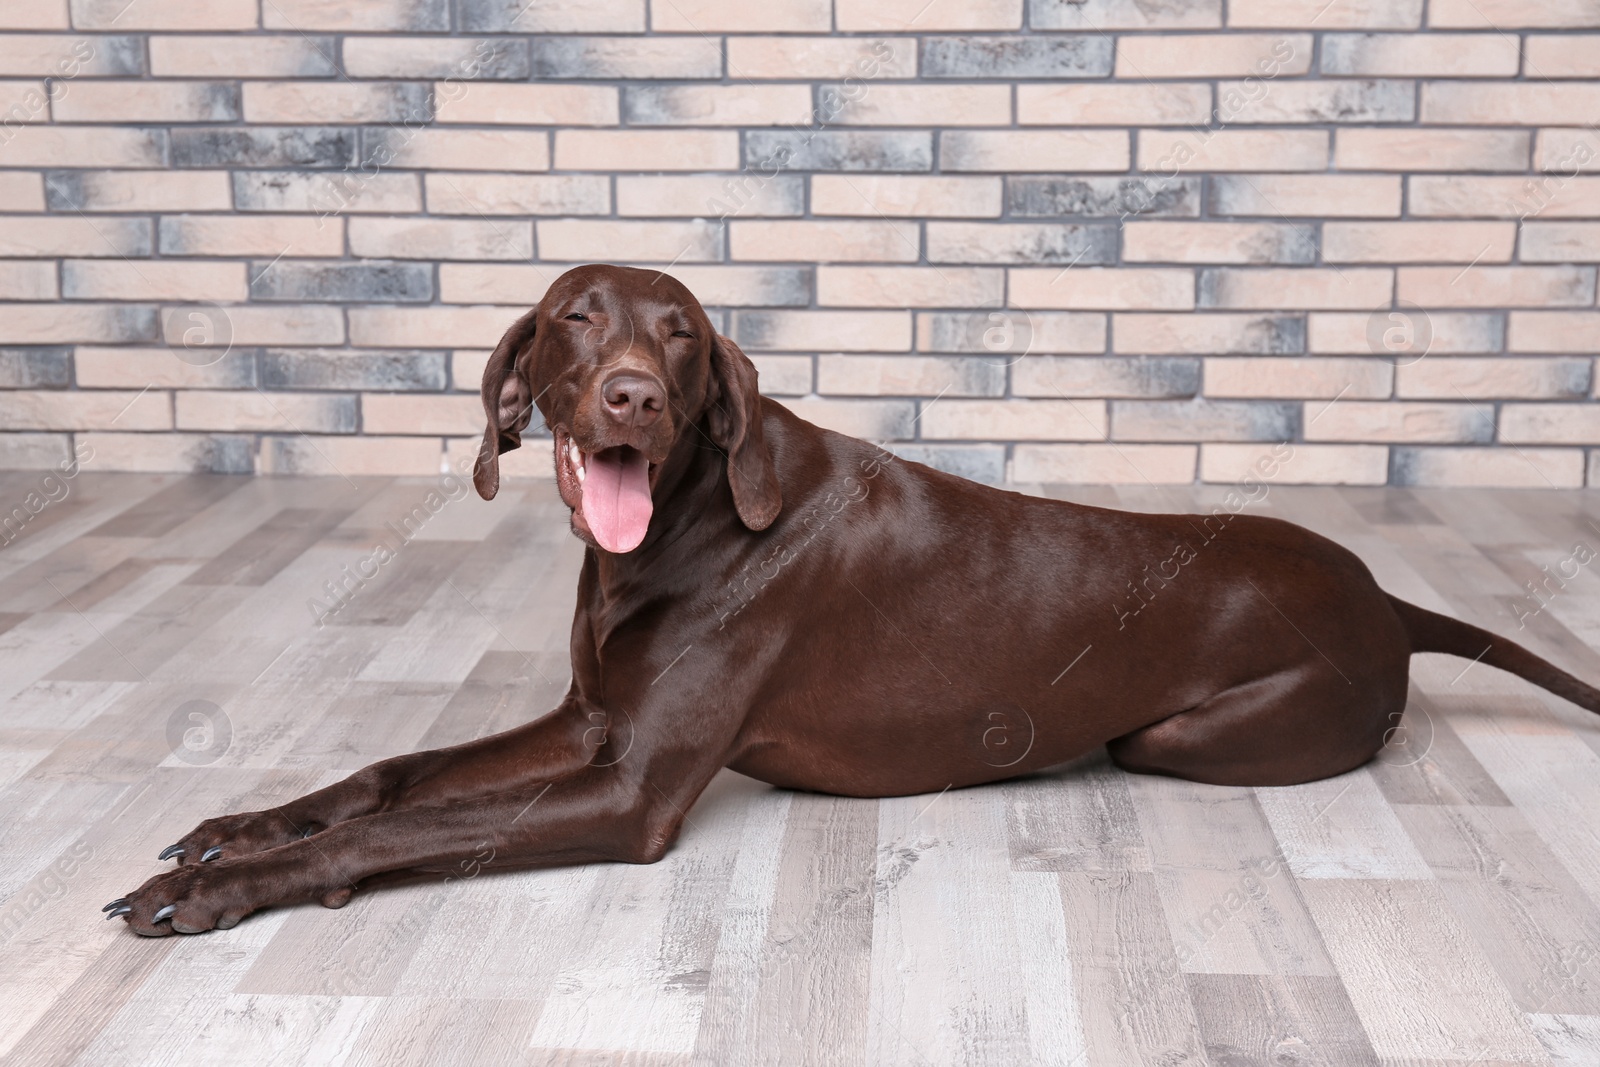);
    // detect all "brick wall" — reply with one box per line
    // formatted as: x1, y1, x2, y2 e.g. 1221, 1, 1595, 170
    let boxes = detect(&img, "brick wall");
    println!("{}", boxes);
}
1, 0, 1598, 487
